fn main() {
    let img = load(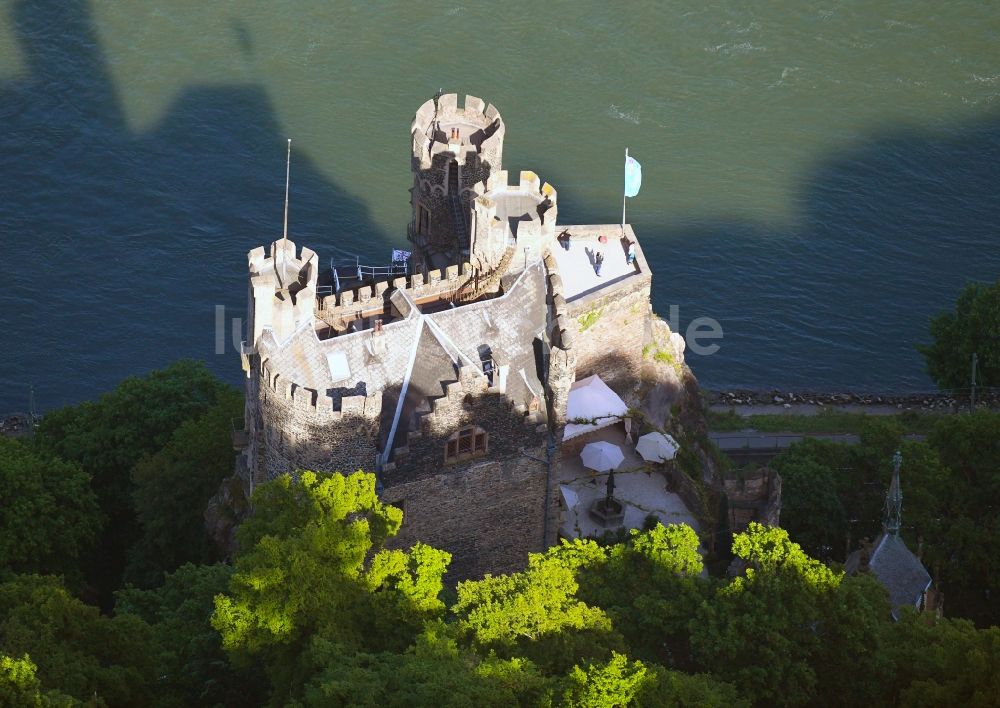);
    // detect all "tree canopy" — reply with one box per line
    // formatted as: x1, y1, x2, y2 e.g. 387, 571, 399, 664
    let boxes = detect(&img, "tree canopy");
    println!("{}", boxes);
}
918, 278, 1000, 391
31, 359, 238, 603
0, 574, 155, 706
0, 438, 100, 578
212, 471, 450, 704
771, 411, 1000, 626
126, 388, 244, 587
